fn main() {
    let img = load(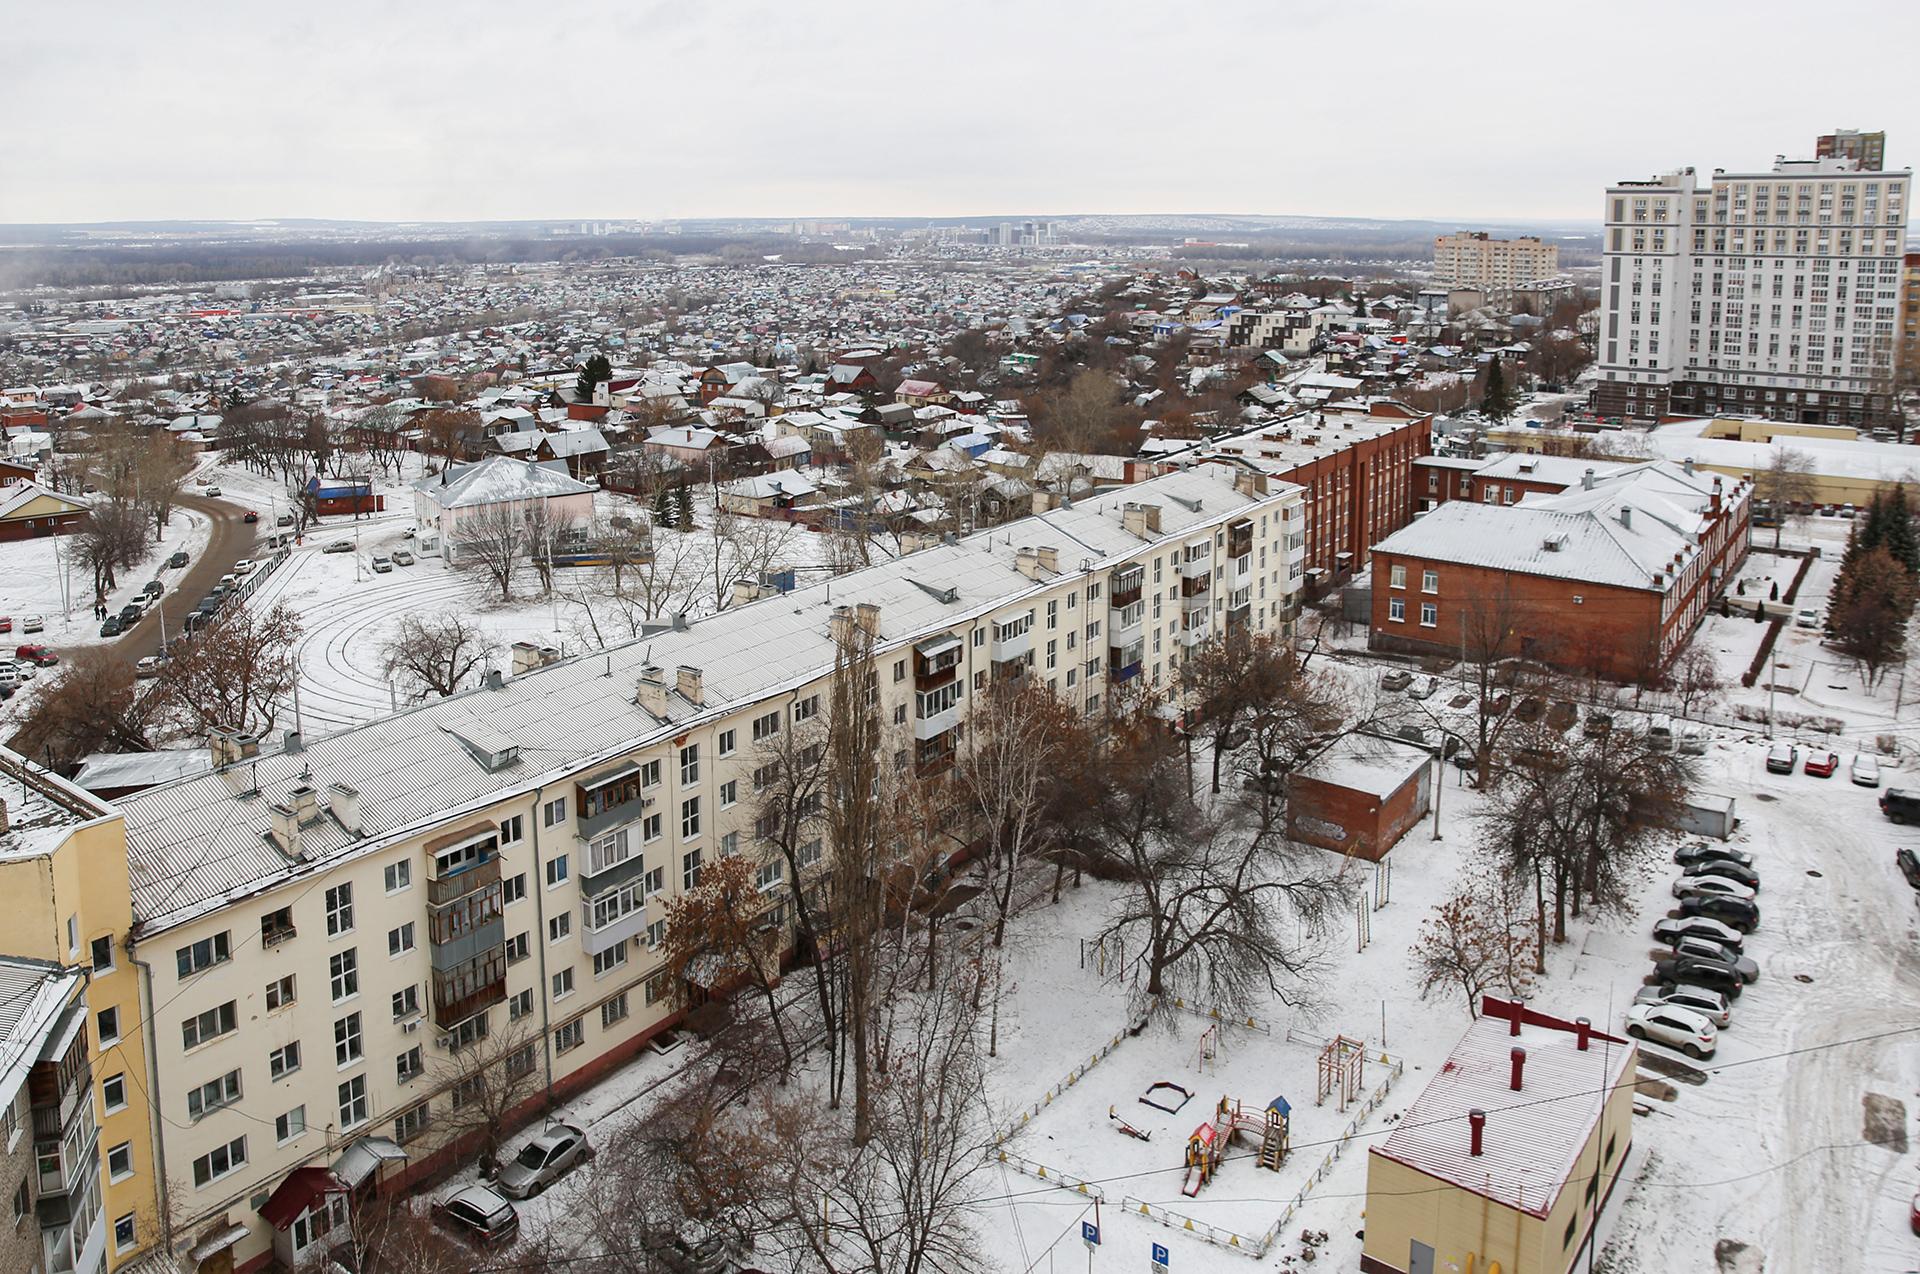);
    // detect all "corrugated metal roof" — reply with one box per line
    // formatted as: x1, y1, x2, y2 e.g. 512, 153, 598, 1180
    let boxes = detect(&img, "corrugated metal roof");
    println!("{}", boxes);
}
119, 462, 1300, 936
1372, 1011, 1635, 1217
